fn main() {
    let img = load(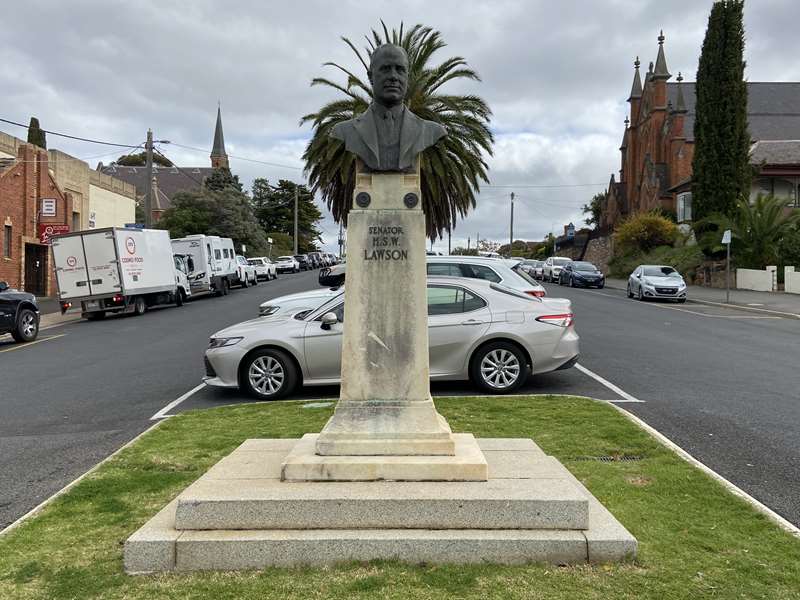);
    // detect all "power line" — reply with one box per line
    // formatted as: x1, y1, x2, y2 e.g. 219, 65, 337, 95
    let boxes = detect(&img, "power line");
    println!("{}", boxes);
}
482, 183, 607, 189
167, 142, 303, 171
0, 117, 140, 148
